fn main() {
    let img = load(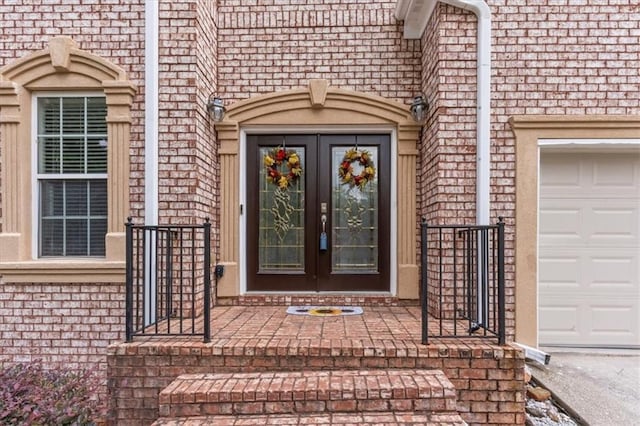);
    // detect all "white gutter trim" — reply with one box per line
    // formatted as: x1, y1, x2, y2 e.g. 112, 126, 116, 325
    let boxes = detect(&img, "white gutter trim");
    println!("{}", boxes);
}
439, 0, 491, 225
144, 0, 159, 225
